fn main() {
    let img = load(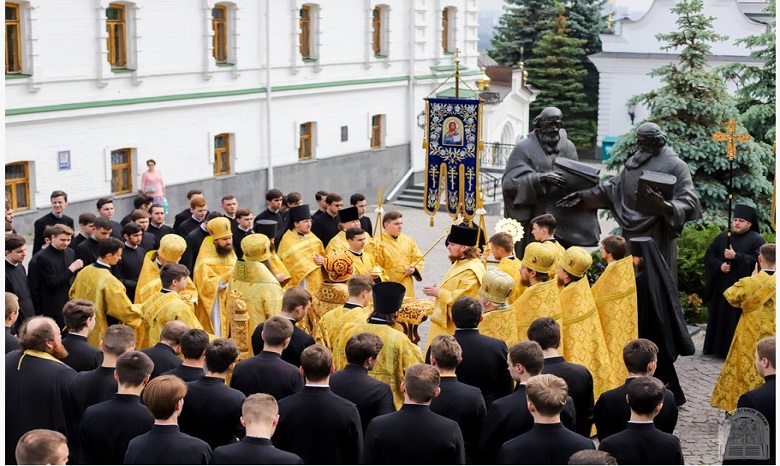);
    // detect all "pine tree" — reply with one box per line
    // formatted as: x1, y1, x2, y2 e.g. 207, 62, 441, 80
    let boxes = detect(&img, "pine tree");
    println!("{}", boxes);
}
605, 0, 774, 229
720, 0, 776, 144
490, 0, 555, 66
526, 9, 593, 147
